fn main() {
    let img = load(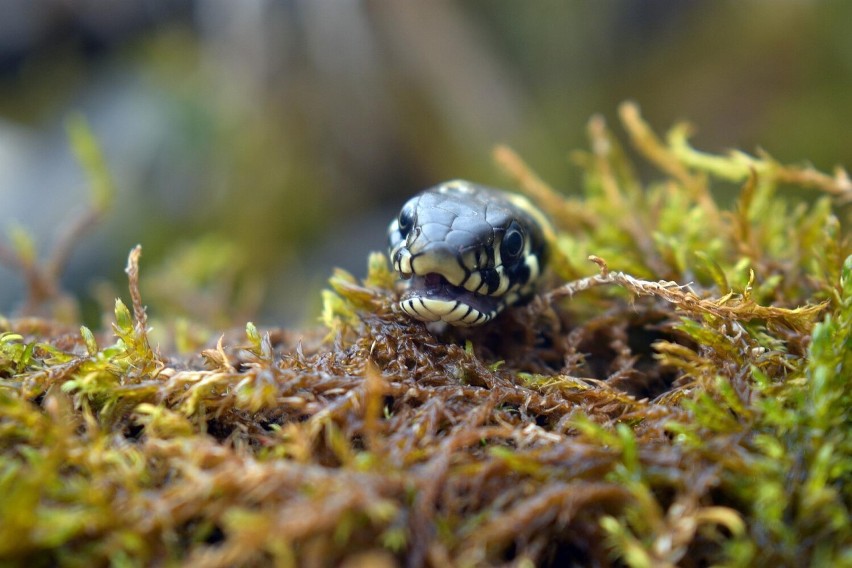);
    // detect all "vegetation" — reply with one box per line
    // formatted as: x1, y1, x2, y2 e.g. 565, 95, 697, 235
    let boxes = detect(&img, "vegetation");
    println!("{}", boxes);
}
1, 103, 850, 567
